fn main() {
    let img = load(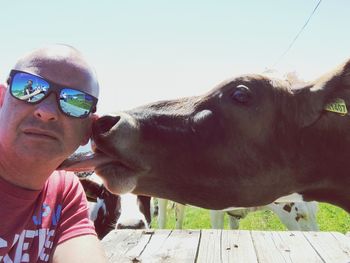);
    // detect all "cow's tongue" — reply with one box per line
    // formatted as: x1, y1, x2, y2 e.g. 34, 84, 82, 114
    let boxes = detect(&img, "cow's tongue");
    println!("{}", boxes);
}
58, 152, 115, 172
